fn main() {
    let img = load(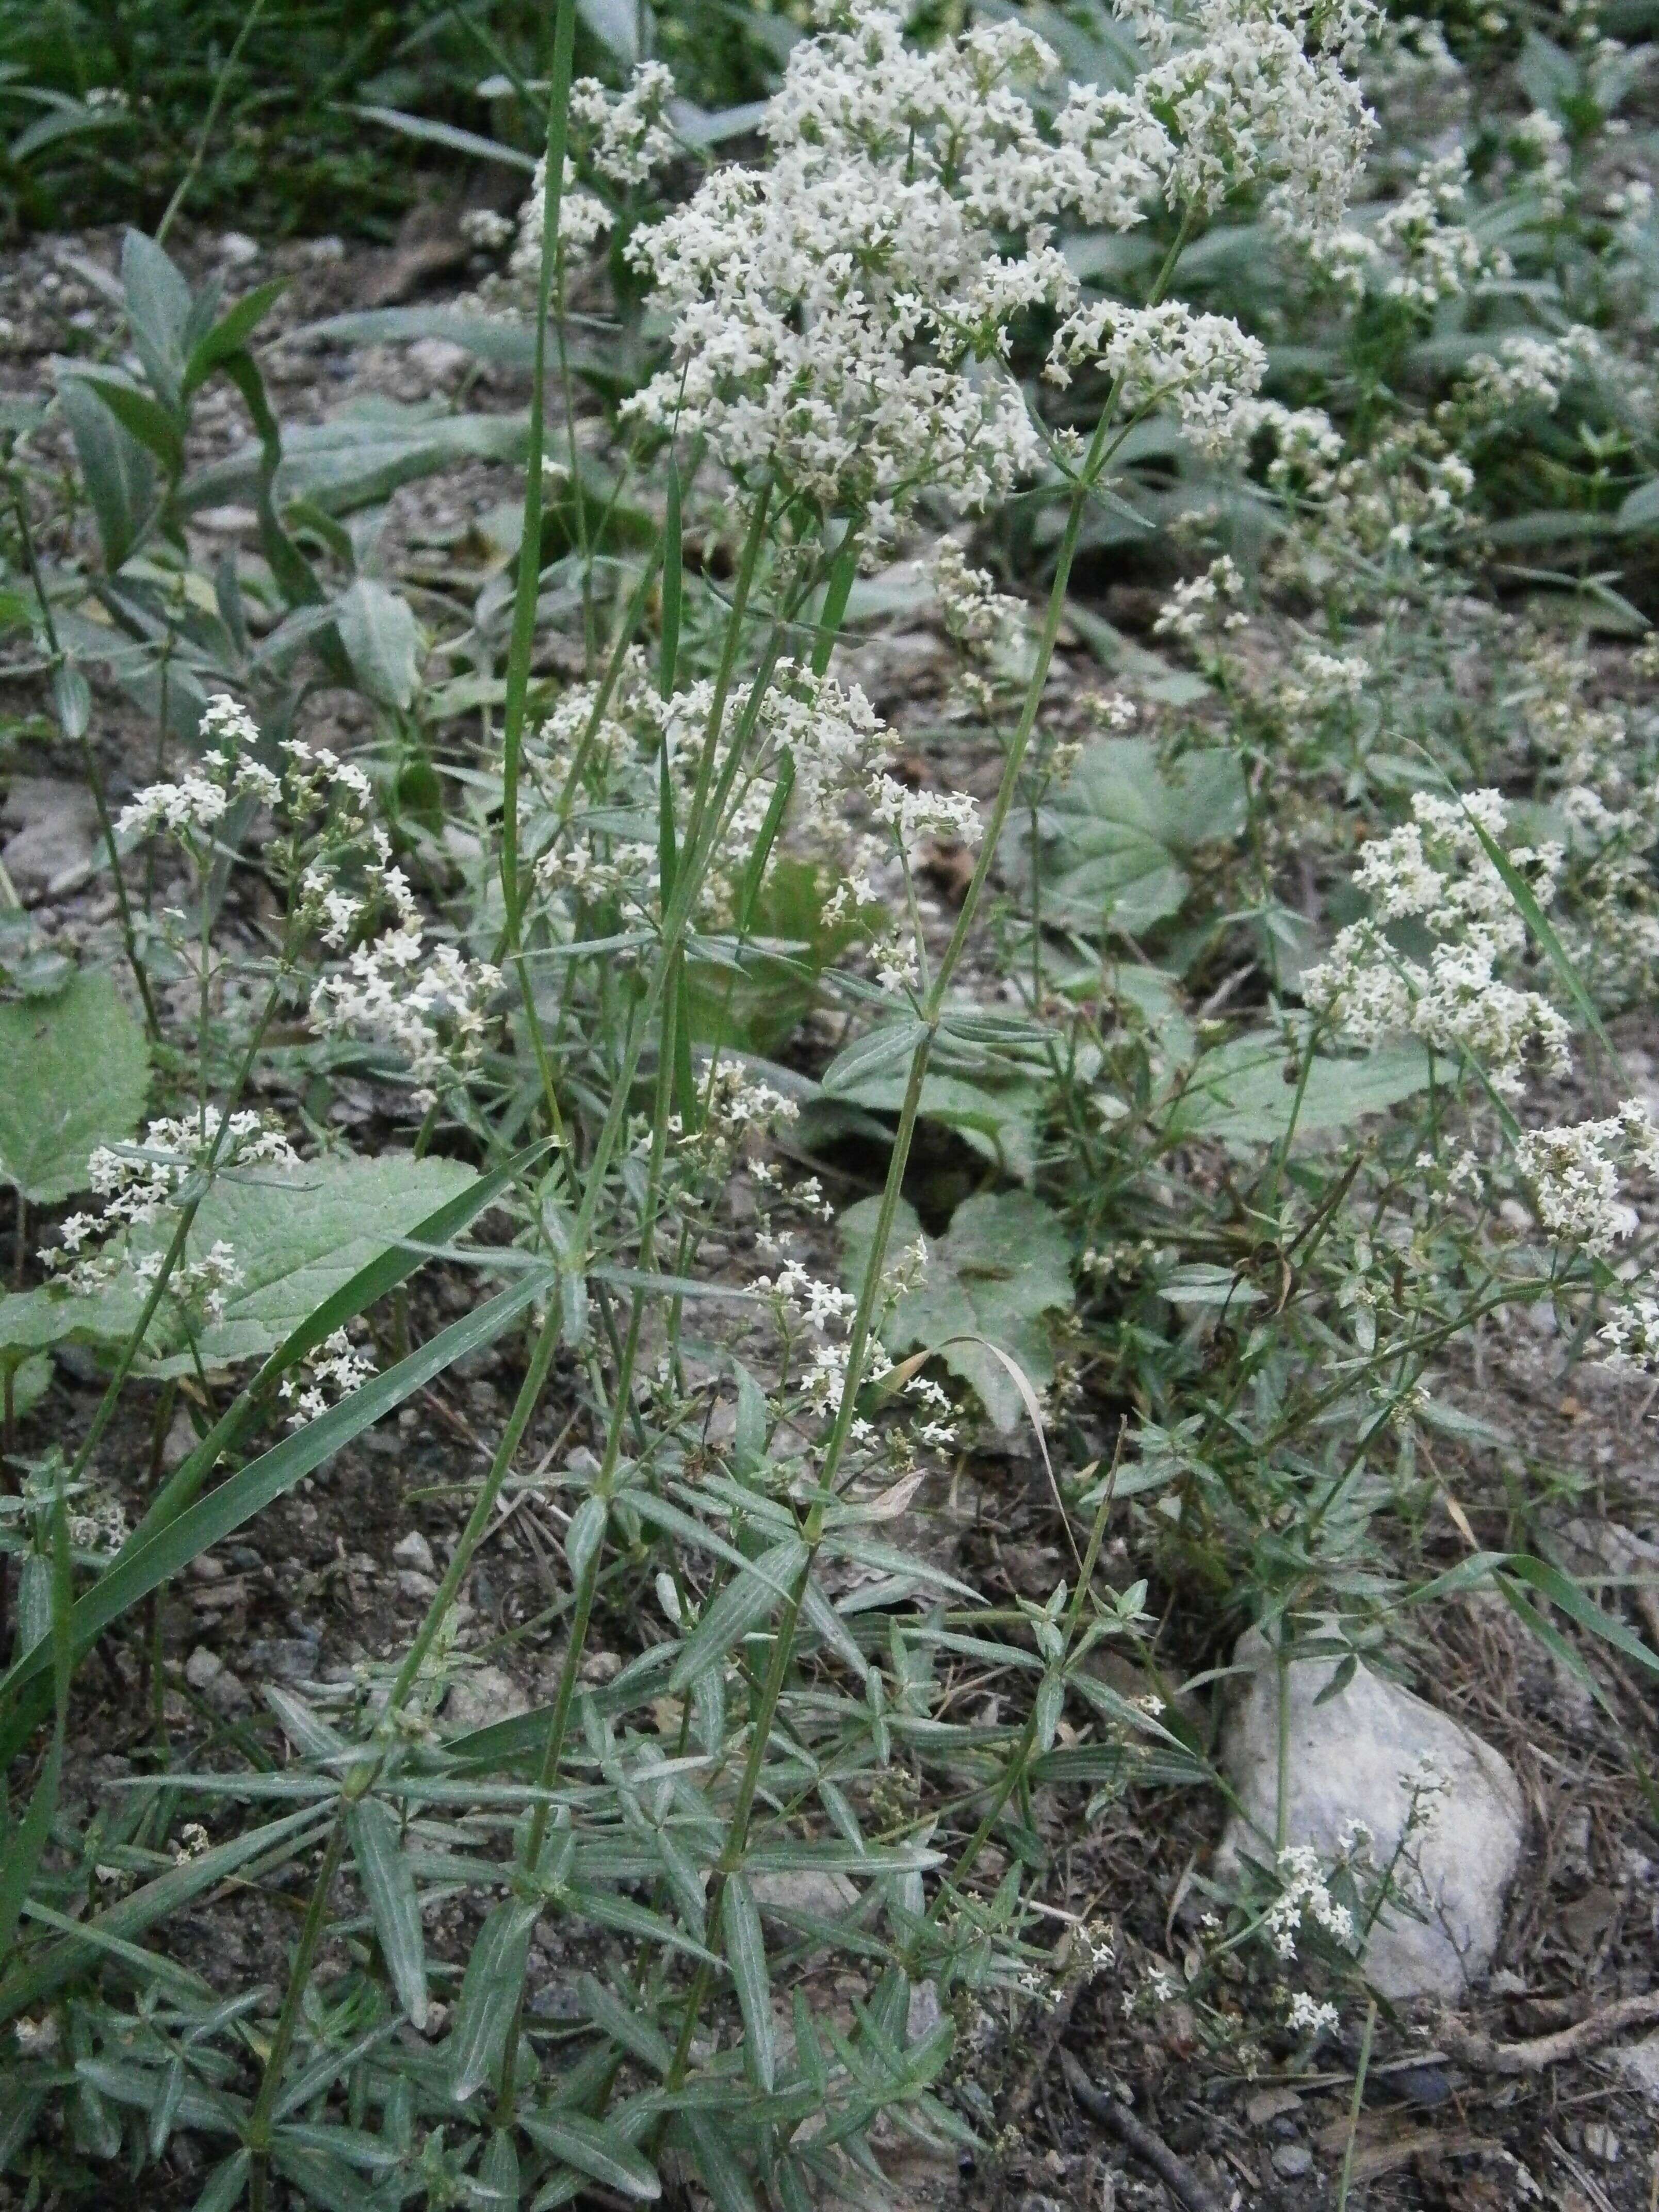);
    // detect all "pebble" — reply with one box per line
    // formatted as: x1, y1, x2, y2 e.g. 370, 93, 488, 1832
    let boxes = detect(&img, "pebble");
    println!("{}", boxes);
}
1245, 2087, 1302, 2128
1584, 2123, 1620, 2166
1271, 2143, 1313, 2179
216, 232, 260, 266
1215, 1622, 1524, 2000
392, 1531, 435, 1576
396, 1568, 438, 1600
